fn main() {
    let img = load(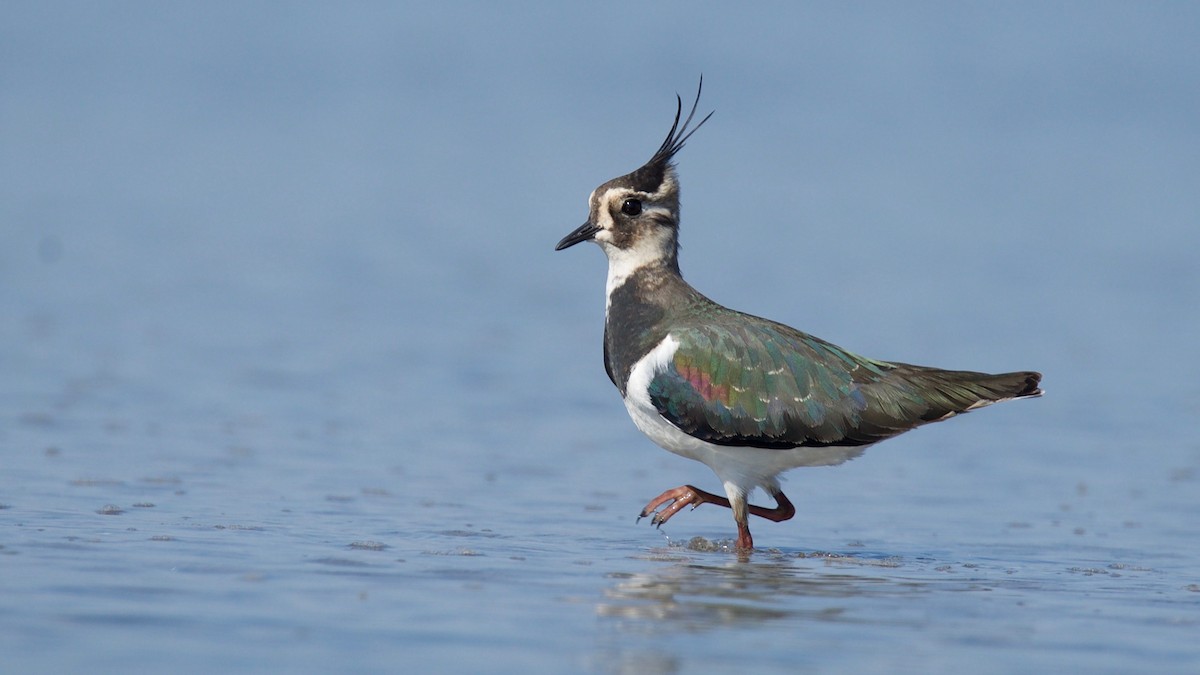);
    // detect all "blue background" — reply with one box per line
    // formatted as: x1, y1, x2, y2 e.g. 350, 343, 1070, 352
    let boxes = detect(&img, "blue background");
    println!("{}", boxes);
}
3, 3, 1198, 673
